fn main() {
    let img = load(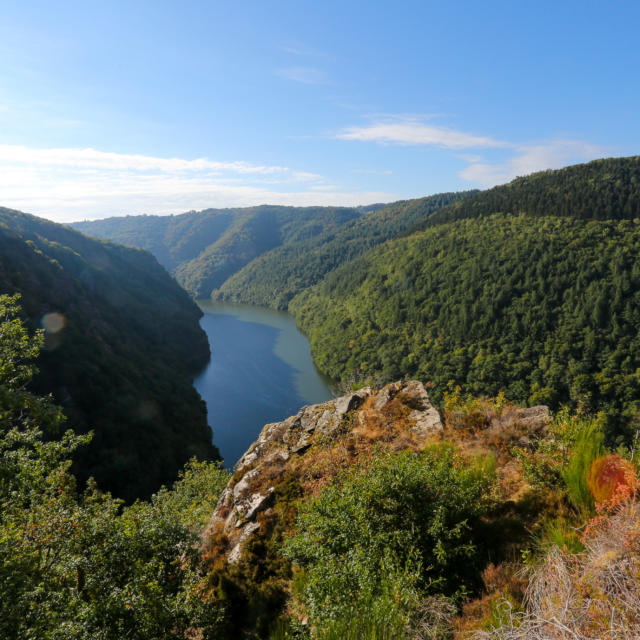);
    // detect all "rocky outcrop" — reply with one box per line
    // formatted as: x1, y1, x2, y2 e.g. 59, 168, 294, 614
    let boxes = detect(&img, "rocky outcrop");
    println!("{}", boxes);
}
204, 380, 443, 563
